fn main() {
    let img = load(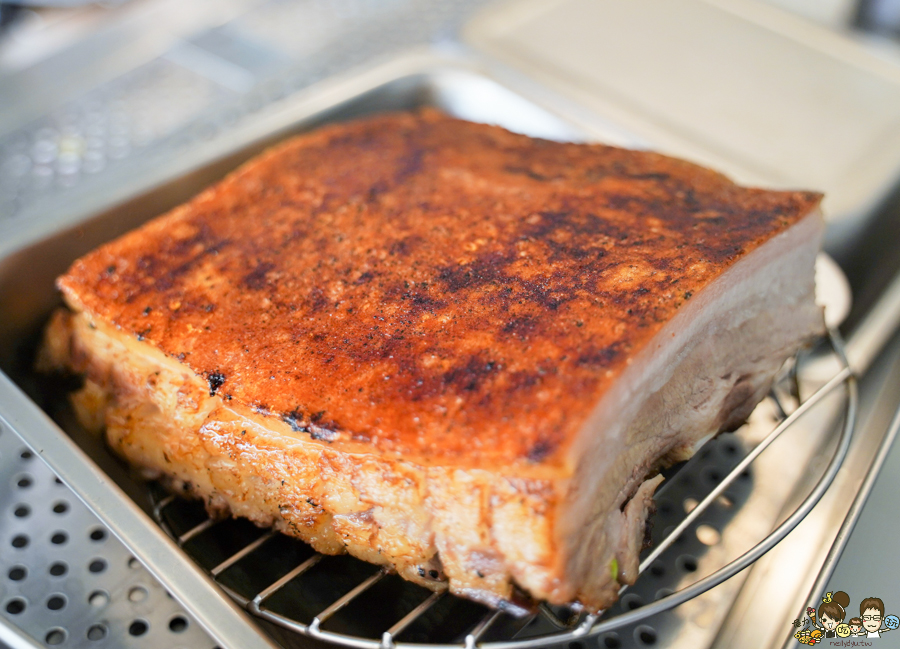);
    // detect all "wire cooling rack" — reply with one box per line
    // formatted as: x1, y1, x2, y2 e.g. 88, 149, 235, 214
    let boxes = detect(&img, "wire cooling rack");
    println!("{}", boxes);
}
148, 330, 857, 649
